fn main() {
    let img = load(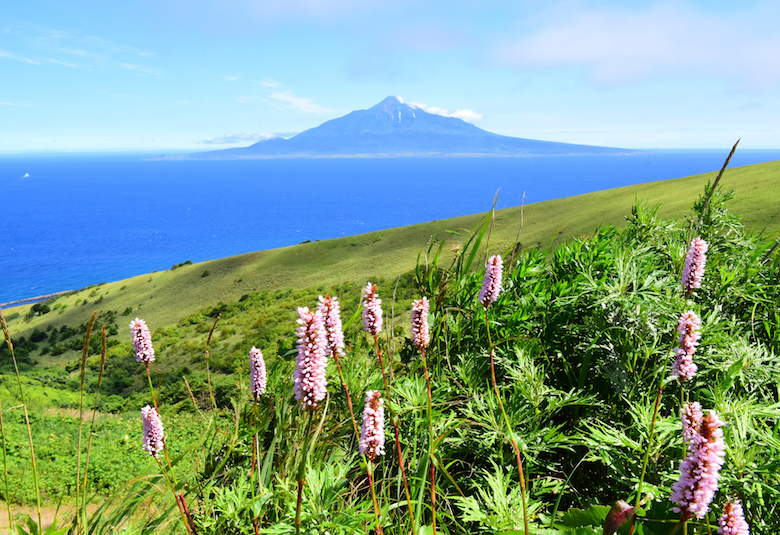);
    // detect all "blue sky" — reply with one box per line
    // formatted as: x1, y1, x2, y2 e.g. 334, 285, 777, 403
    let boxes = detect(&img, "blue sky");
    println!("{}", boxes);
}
2, 0, 779, 152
